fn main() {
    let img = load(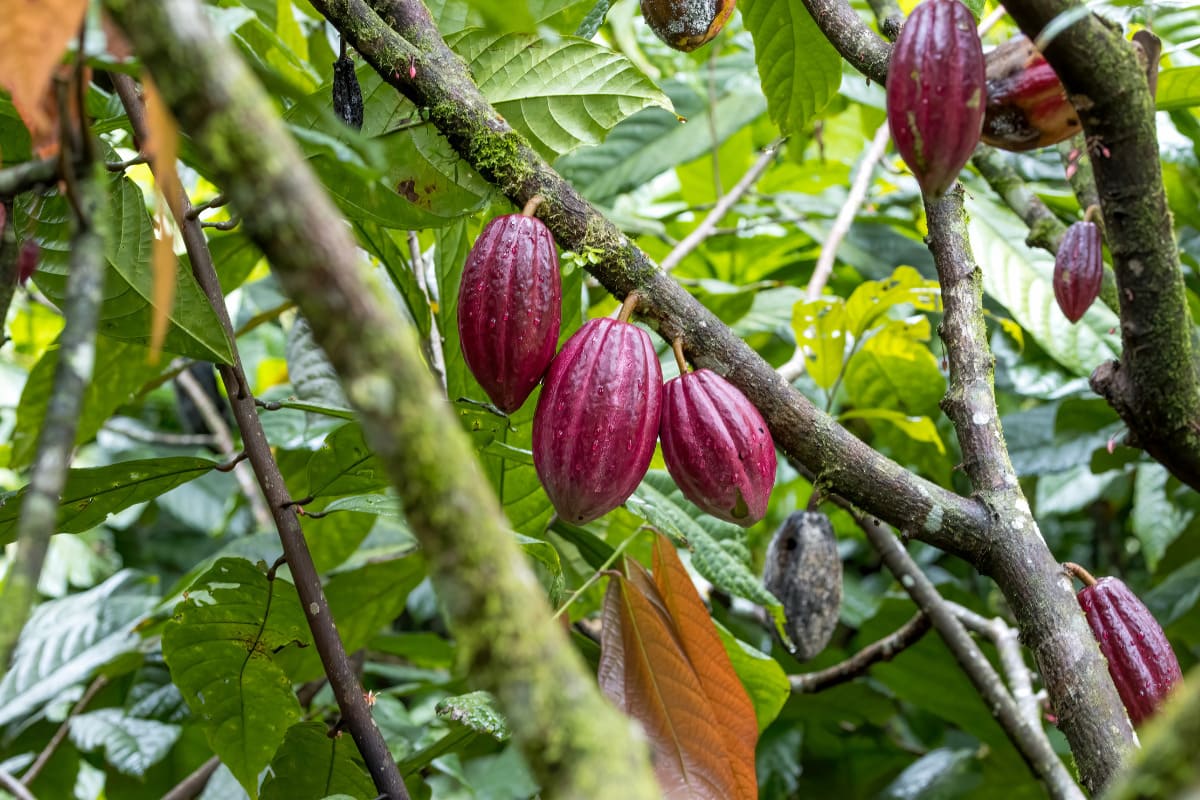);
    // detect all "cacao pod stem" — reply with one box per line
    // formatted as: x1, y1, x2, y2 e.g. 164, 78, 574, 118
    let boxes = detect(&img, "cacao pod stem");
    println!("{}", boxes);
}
1063, 561, 1098, 586
618, 292, 639, 323
671, 337, 689, 375
521, 195, 545, 218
